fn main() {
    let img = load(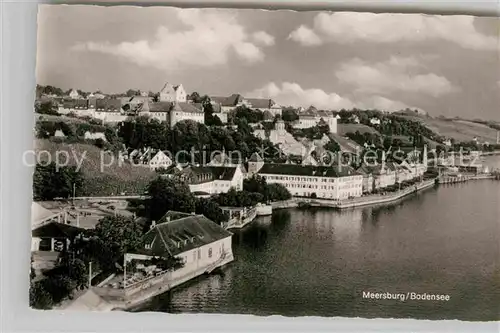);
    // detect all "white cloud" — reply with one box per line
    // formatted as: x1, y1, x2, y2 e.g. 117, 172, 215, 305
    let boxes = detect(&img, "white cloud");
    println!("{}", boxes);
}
246, 81, 419, 112
290, 12, 498, 51
247, 82, 354, 109
72, 8, 274, 70
252, 31, 275, 46
288, 25, 322, 46
335, 56, 457, 97
358, 96, 415, 111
